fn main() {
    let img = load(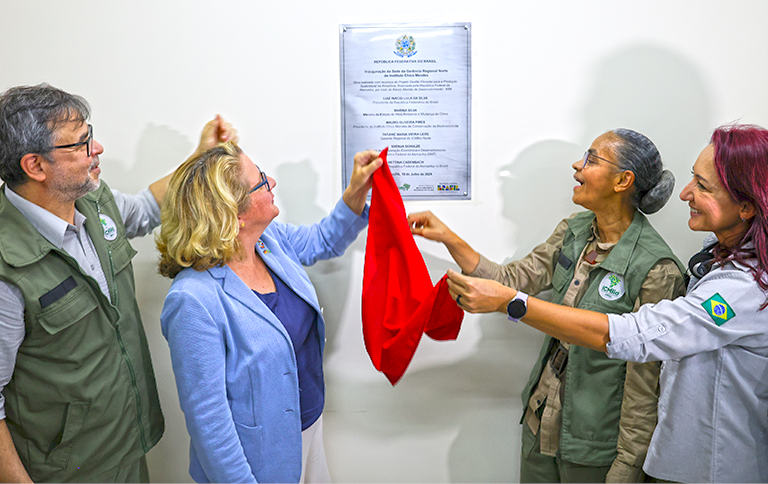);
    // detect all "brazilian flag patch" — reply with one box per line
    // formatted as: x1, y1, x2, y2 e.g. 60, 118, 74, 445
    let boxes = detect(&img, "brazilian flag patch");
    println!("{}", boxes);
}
702, 293, 735, 326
